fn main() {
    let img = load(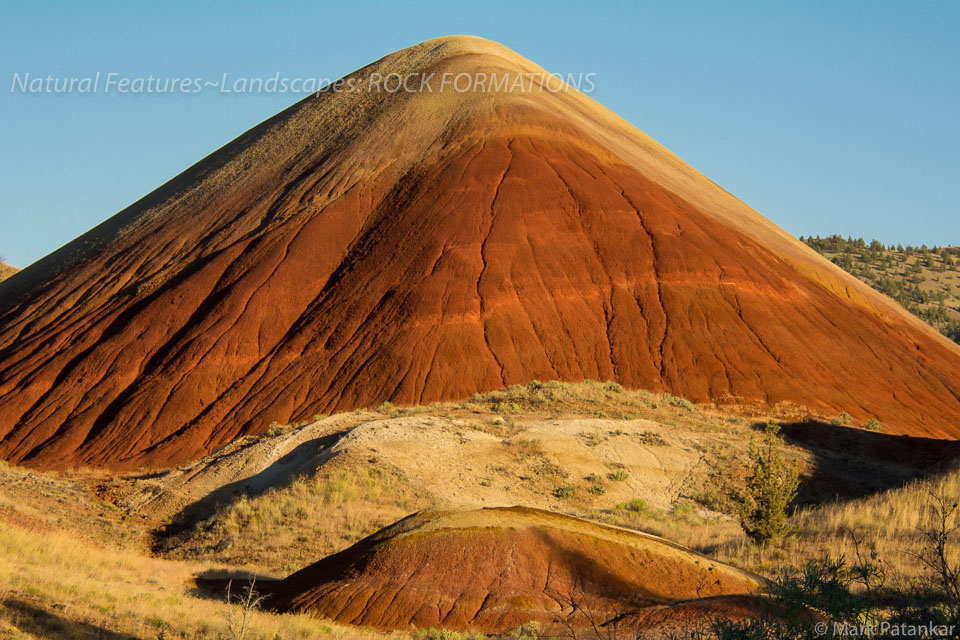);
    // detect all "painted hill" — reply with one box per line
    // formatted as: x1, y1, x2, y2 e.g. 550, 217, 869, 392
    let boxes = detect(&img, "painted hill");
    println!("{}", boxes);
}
267, 506, 765, 633
2, 36, 960, 470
